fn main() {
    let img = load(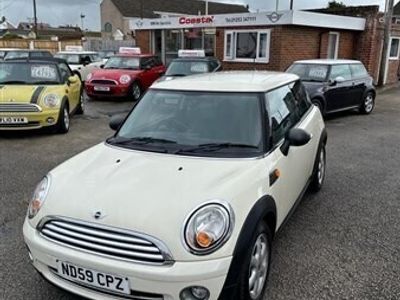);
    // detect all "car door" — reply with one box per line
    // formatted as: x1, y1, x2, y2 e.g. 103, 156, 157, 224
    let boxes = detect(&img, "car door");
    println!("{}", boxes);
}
59, 62, 80, 111
324, 64, 354, 112
265, 82, 319, 227
349, 63, 368, 106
